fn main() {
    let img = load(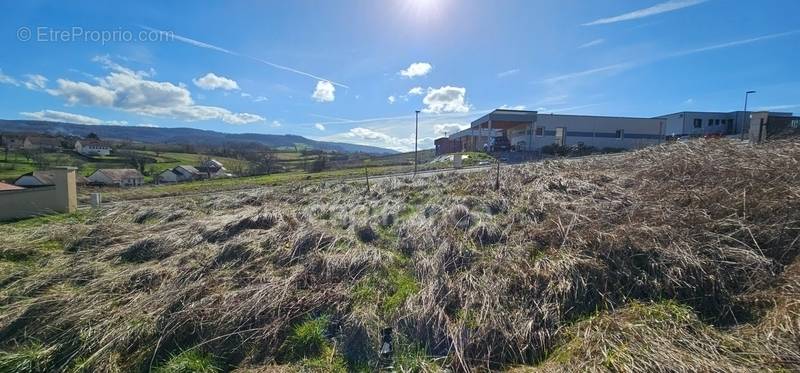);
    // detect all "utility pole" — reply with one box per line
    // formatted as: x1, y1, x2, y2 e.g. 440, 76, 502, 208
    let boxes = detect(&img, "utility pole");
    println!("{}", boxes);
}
414, 110, 420, 175
741, 90, 756, 140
